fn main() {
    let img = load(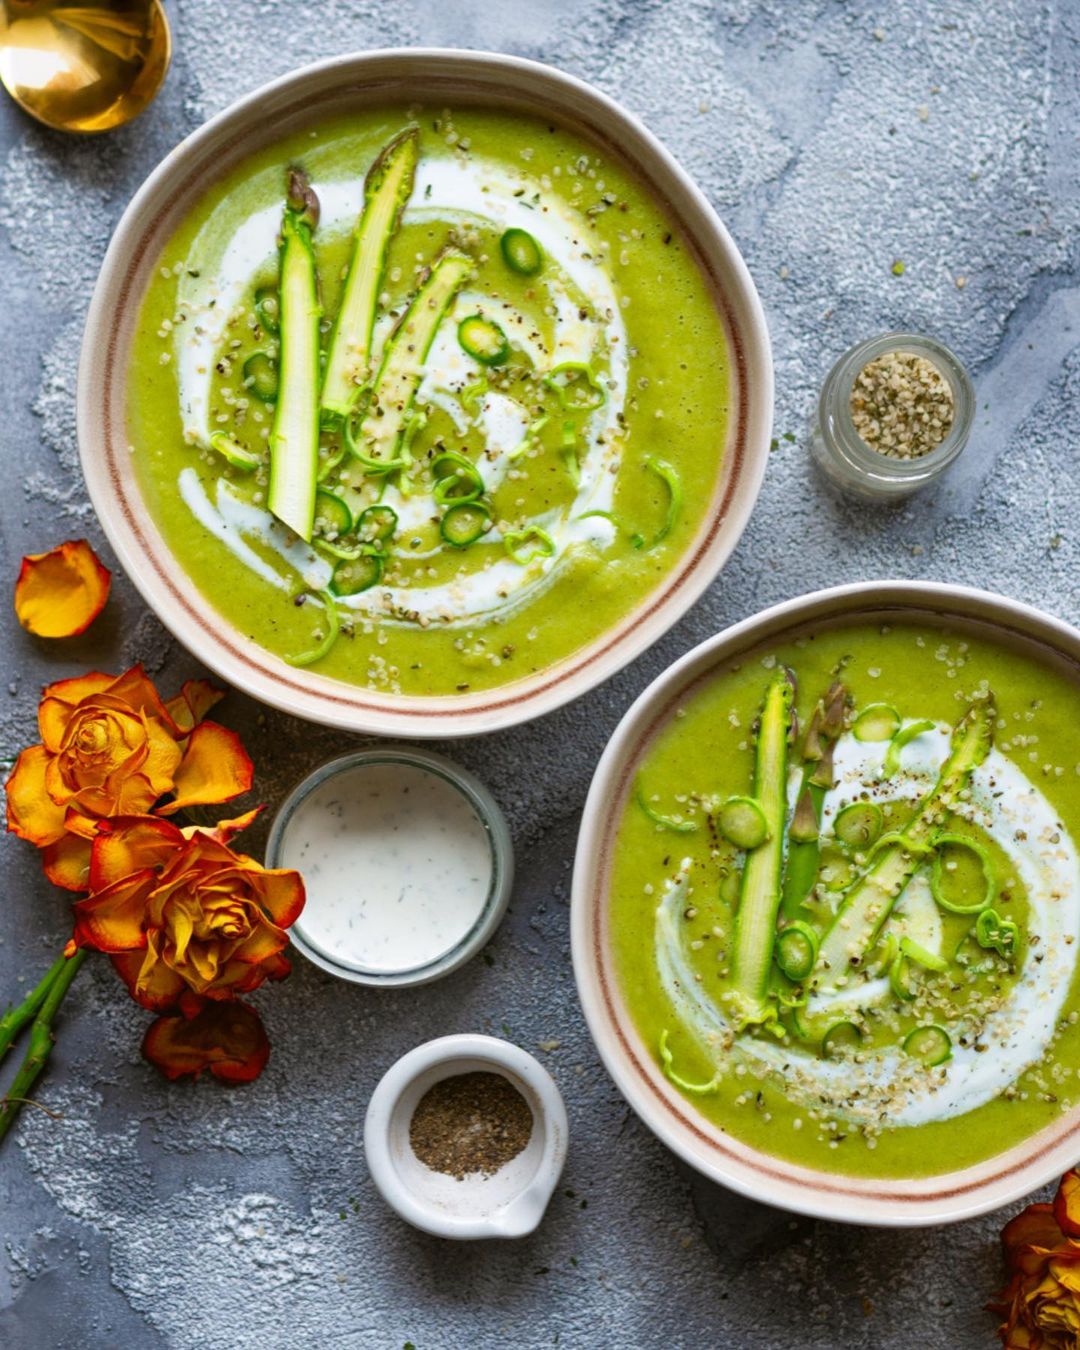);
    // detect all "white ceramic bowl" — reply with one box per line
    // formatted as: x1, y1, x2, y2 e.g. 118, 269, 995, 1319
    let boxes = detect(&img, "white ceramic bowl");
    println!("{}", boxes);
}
572, 580, 1080, 1226
364, 1034, 568, 1239
77, 48, 772, 737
